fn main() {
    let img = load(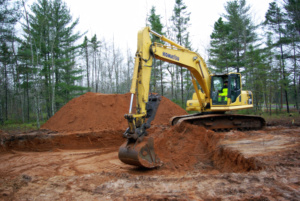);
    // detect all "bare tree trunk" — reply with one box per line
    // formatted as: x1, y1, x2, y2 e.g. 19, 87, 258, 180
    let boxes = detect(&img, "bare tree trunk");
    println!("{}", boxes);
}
167, 65, 175, 99
269, 85, 272, 116
175, 65, 179, 99
126, 47, 132, 92
84, 42, 90, 90
93, 46, 97, 92
4, 63, 8, 121
96, 48, 101, 93
180, 67, 184, 107
292, 42, 299, 110
22, 0, 40, 126
50, 43, 56, 115
280, 43, 289, 113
